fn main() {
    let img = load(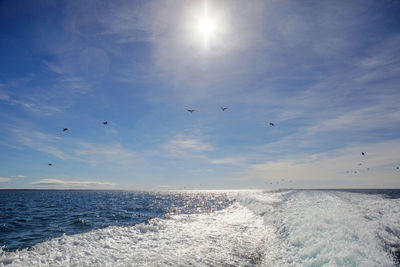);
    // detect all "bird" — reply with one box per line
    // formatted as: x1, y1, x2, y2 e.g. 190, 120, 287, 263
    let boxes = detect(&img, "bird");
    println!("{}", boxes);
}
220, 106, 228, 112
362, 152, 365, 156
103, 121, 108, 125
358, 163, 362, 166
186, 109, 195, 113
396, 167, 400, 170
48, 163, 52, 166
63, 128, 68, 131
269, 122, 275, 127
